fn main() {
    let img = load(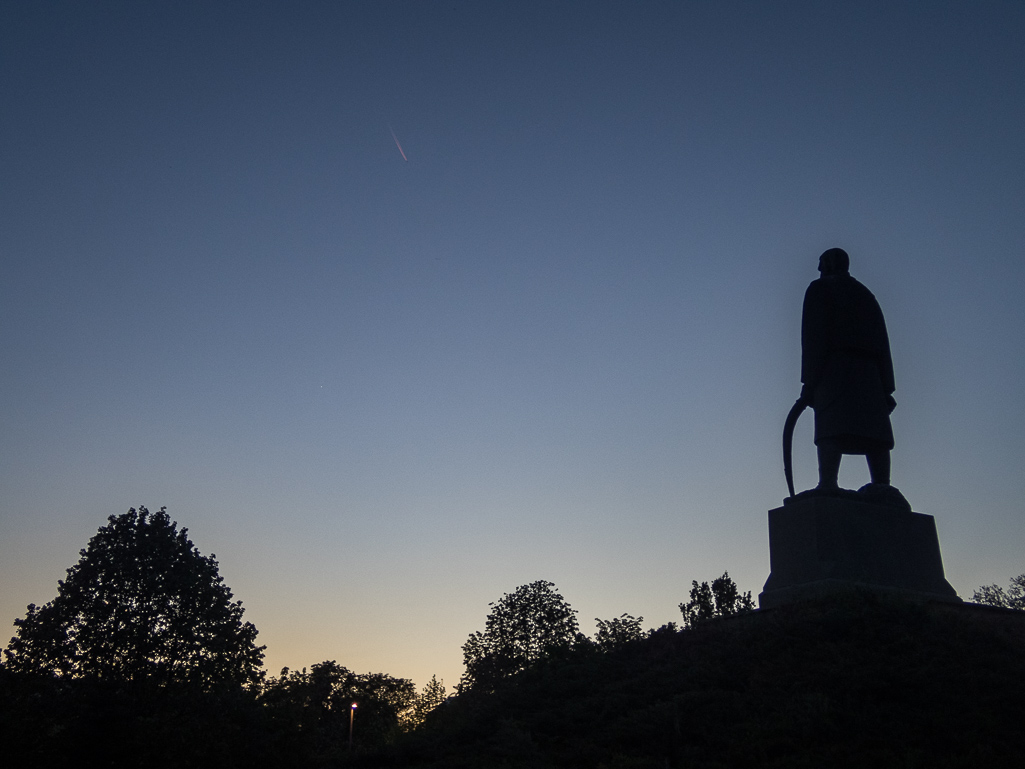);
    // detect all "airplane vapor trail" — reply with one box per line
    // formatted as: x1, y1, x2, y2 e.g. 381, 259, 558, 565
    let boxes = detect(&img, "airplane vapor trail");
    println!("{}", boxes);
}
389, 125, 408, 161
